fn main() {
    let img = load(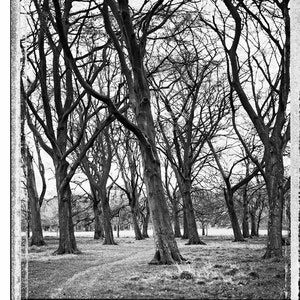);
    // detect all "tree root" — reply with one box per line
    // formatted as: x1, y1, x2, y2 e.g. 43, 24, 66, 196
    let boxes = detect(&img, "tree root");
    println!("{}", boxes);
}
185, 238, 206, 245
148, 250, 189, 265
52, 248, 82, 255
103, 240, 118, 245
30, 240, 47, 247
262, 248, 283, 259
